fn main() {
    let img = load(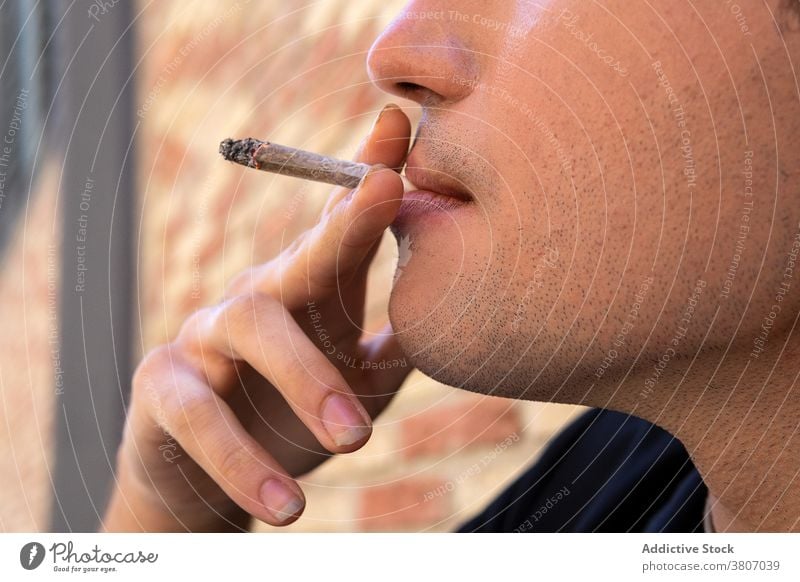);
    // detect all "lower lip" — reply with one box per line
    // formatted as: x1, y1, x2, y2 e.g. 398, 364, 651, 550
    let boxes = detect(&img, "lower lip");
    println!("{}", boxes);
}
393, 190, 472, 227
